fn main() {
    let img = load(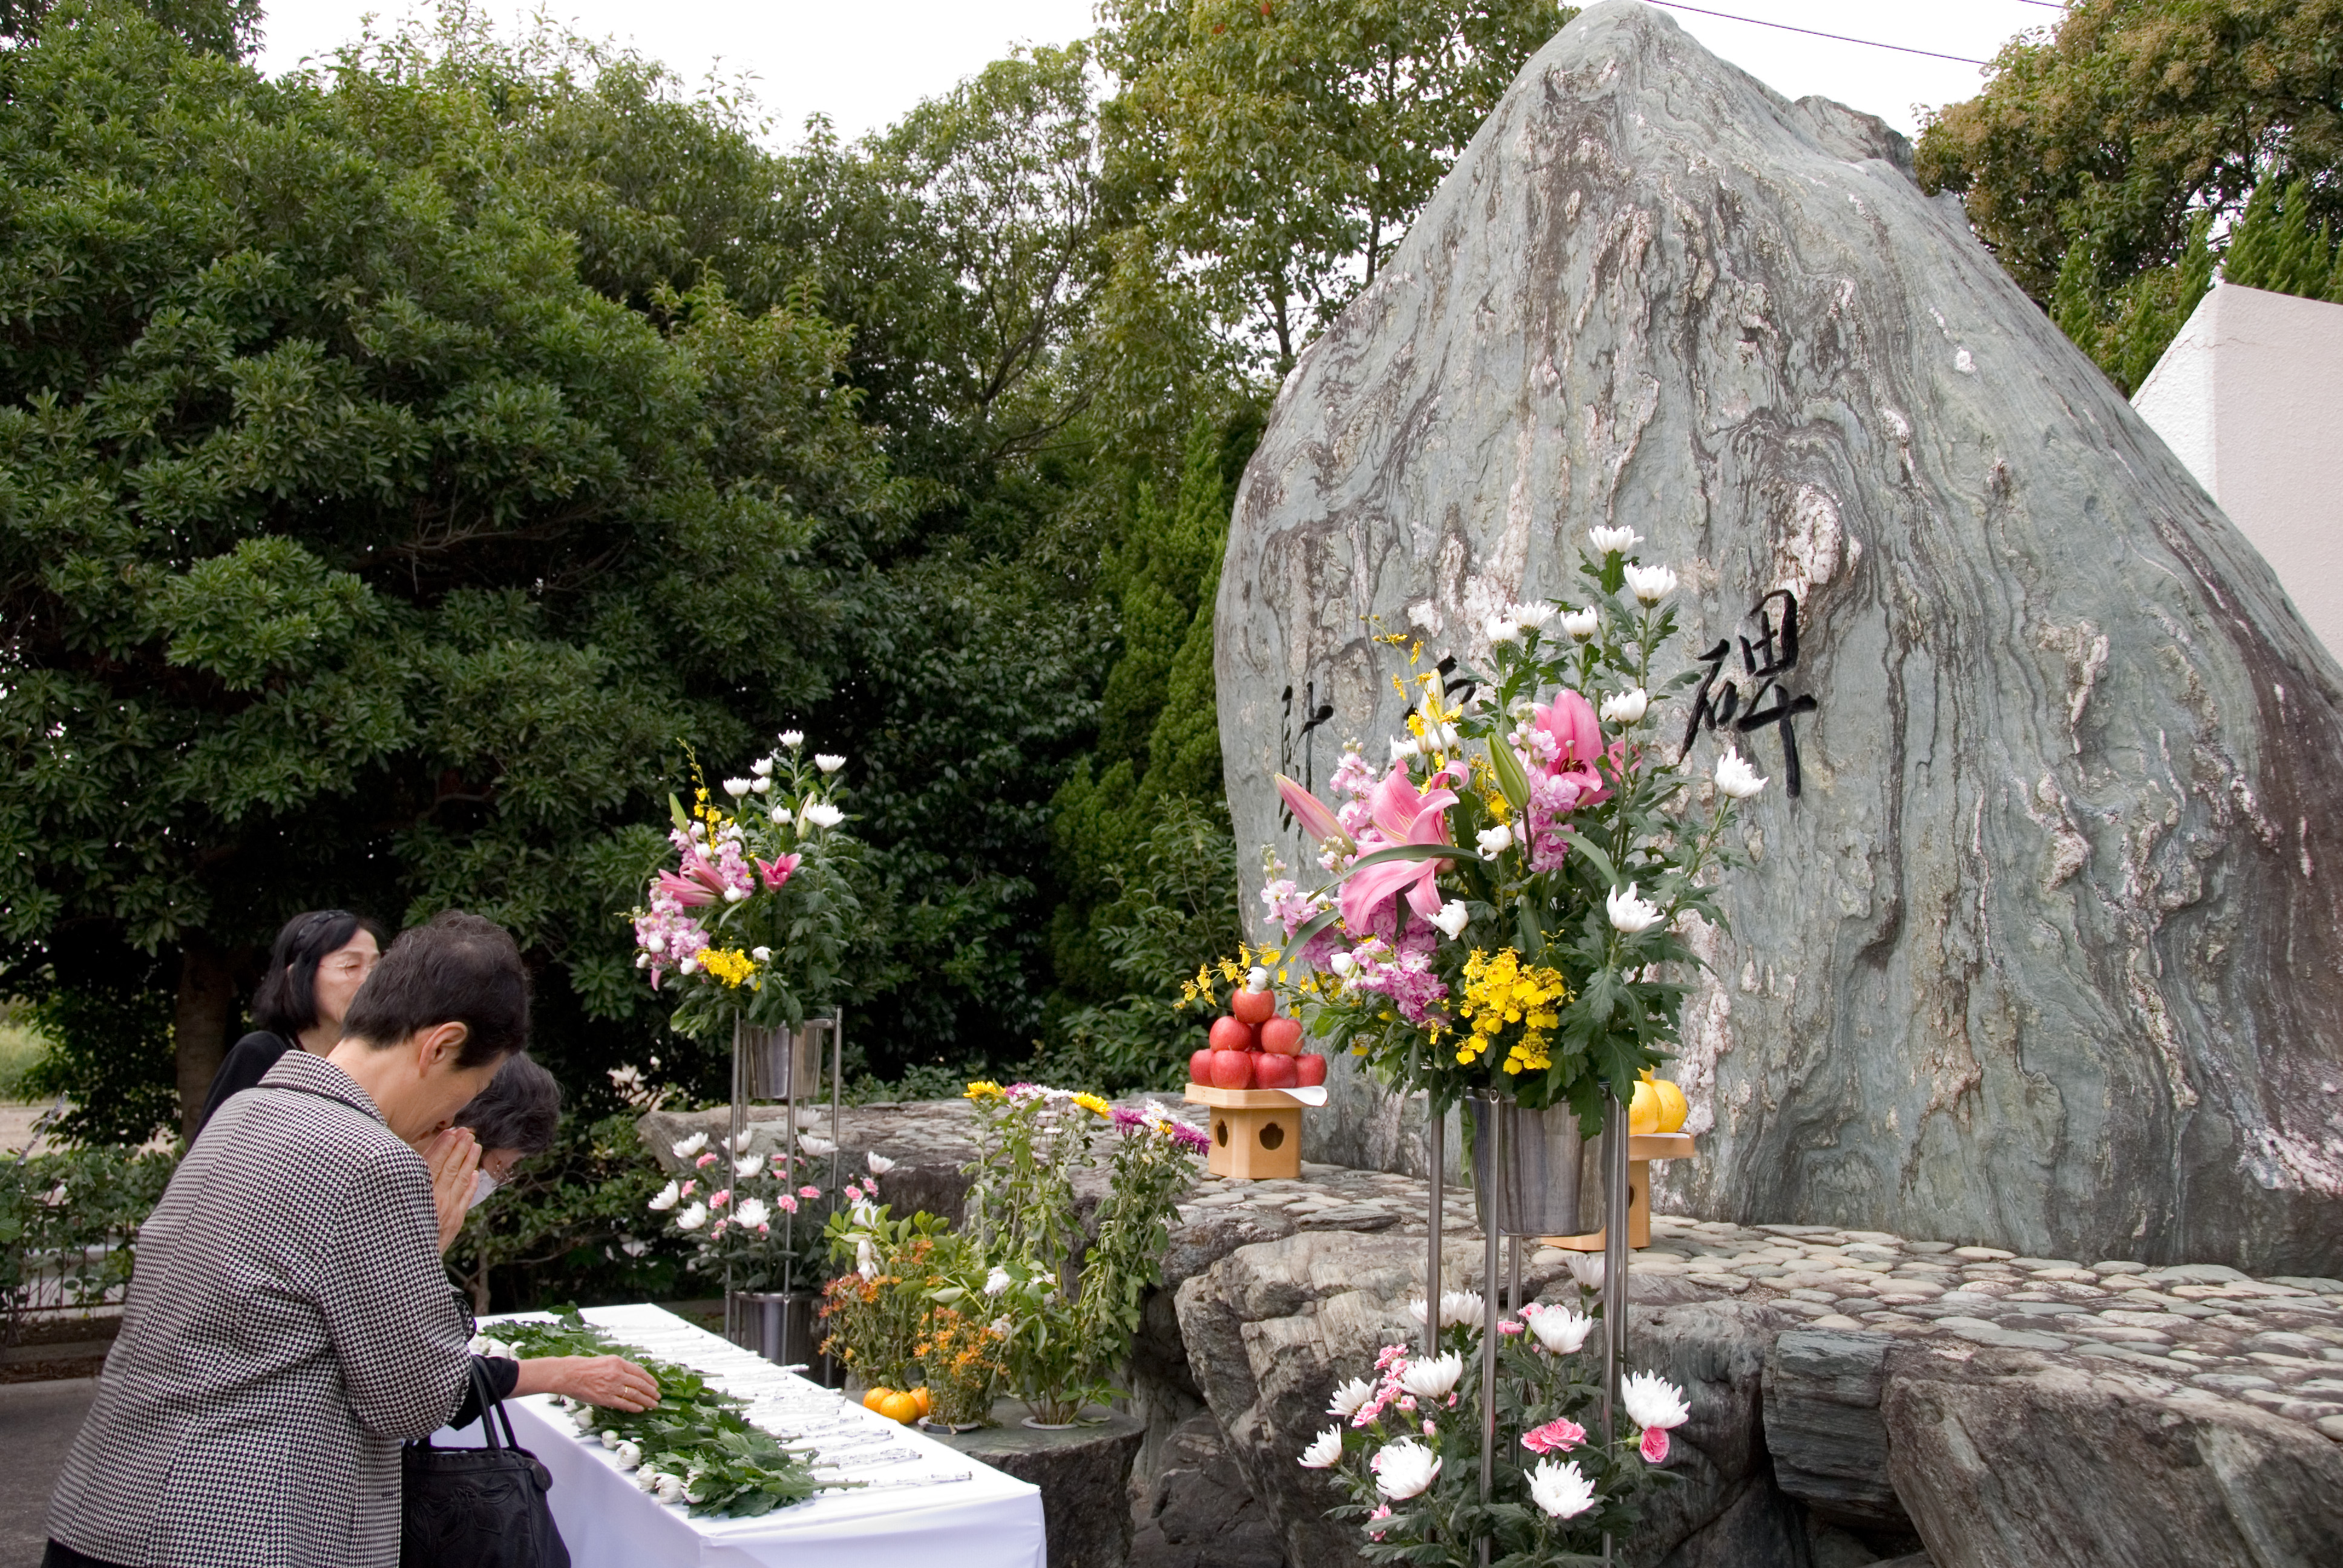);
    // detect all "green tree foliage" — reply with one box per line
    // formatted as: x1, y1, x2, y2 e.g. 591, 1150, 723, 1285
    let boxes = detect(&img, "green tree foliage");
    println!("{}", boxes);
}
1100, 0, 1575, 372
0, 0, 254, 54
2223, 175, 2343, 300
1918, 0, 2343, 387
